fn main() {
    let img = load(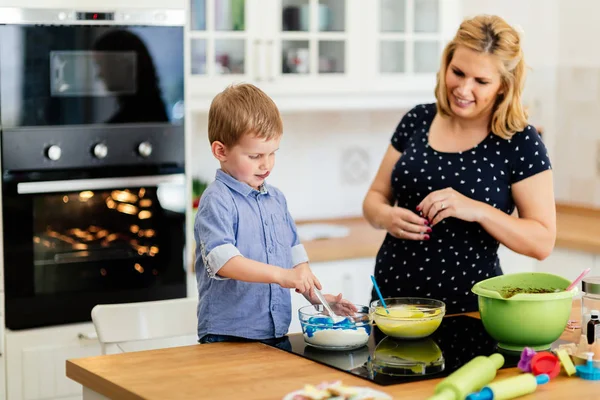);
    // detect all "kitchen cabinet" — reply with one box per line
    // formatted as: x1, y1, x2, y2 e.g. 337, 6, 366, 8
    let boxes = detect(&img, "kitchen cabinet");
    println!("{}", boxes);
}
289, 257, 374, 334
186, 0, 460, 111
497, 245, 536, 275
535, 247, 597, 284
5, 323, 101, 400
